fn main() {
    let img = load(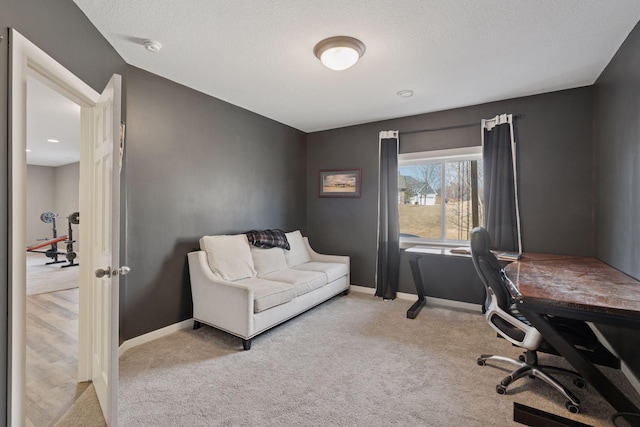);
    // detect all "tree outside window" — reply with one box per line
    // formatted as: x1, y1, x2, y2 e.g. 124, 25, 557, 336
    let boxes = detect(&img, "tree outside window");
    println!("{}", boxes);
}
398, 154, 483, 243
